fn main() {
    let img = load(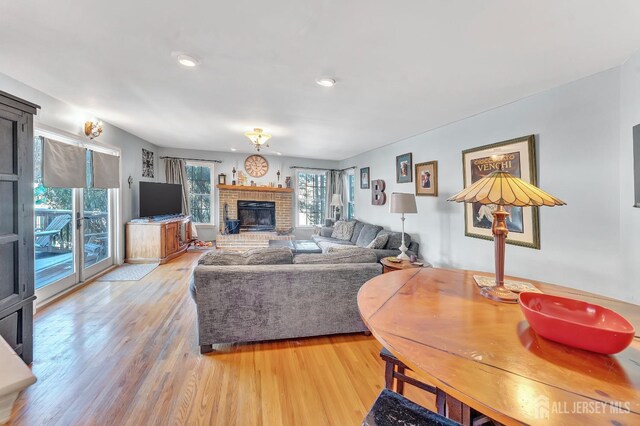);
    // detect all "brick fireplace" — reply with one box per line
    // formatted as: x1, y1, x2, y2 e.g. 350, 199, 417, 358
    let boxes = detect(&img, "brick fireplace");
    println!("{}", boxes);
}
217, 185, 293, 233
